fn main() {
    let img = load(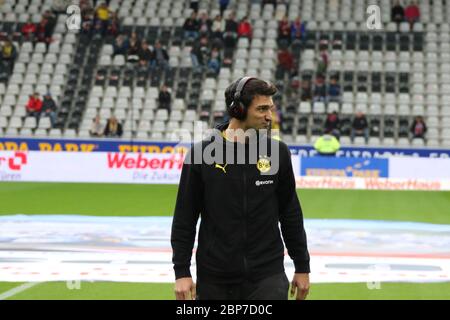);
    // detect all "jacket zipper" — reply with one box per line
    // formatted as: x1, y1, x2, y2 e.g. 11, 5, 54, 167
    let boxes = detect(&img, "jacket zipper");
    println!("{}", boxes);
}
243, 167, 248, 277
